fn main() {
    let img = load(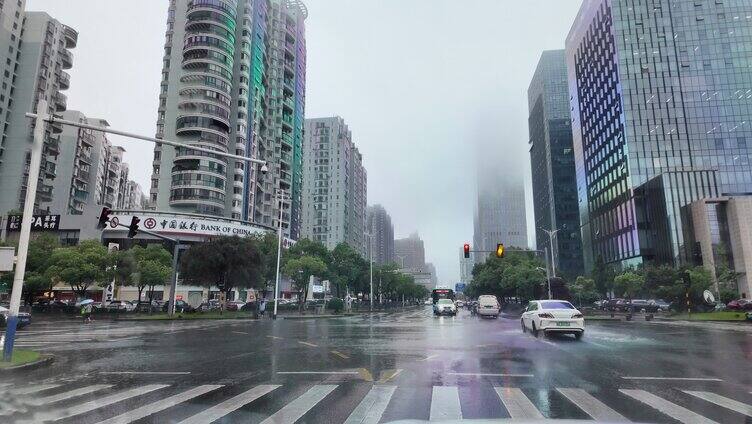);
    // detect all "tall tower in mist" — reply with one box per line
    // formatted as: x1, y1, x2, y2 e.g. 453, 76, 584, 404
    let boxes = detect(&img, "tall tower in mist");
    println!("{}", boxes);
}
473, 158, 528, 264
